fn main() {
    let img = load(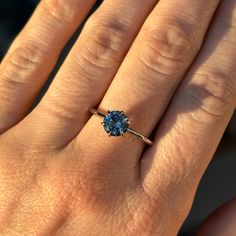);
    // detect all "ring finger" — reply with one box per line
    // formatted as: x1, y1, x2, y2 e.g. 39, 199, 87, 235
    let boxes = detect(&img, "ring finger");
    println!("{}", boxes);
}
78, 0, 221, 166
